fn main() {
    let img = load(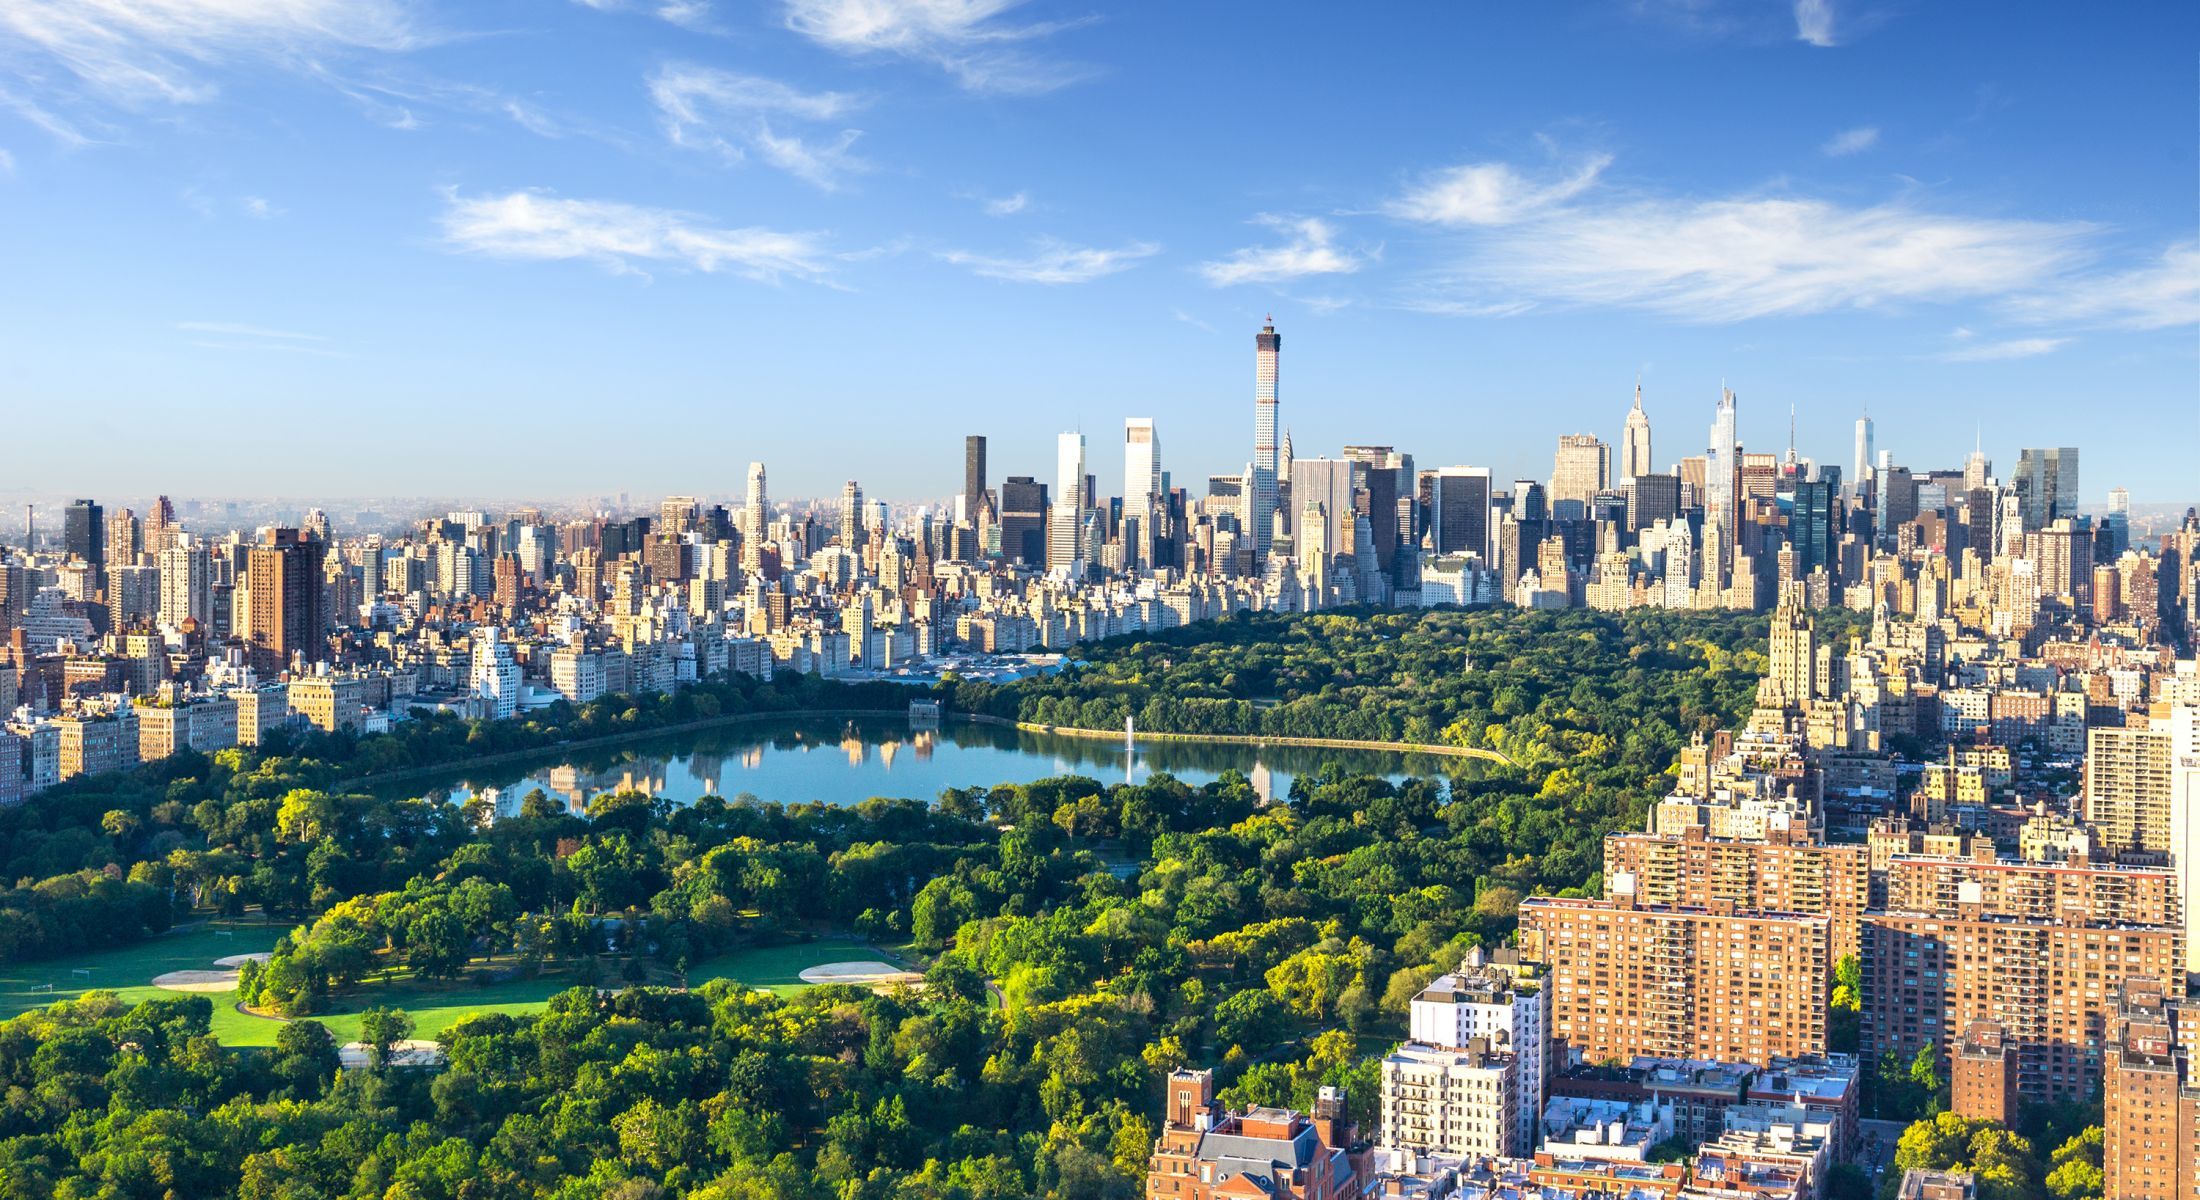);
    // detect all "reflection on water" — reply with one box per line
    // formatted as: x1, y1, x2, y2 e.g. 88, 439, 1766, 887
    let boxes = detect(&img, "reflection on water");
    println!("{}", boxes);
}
387, 715, 1485, 817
